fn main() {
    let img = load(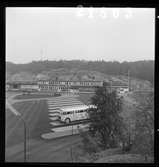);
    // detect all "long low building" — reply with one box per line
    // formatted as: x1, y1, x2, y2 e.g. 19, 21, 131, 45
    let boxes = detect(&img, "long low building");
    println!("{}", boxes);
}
37, 80, 103, 92
6, 80, 129, 93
